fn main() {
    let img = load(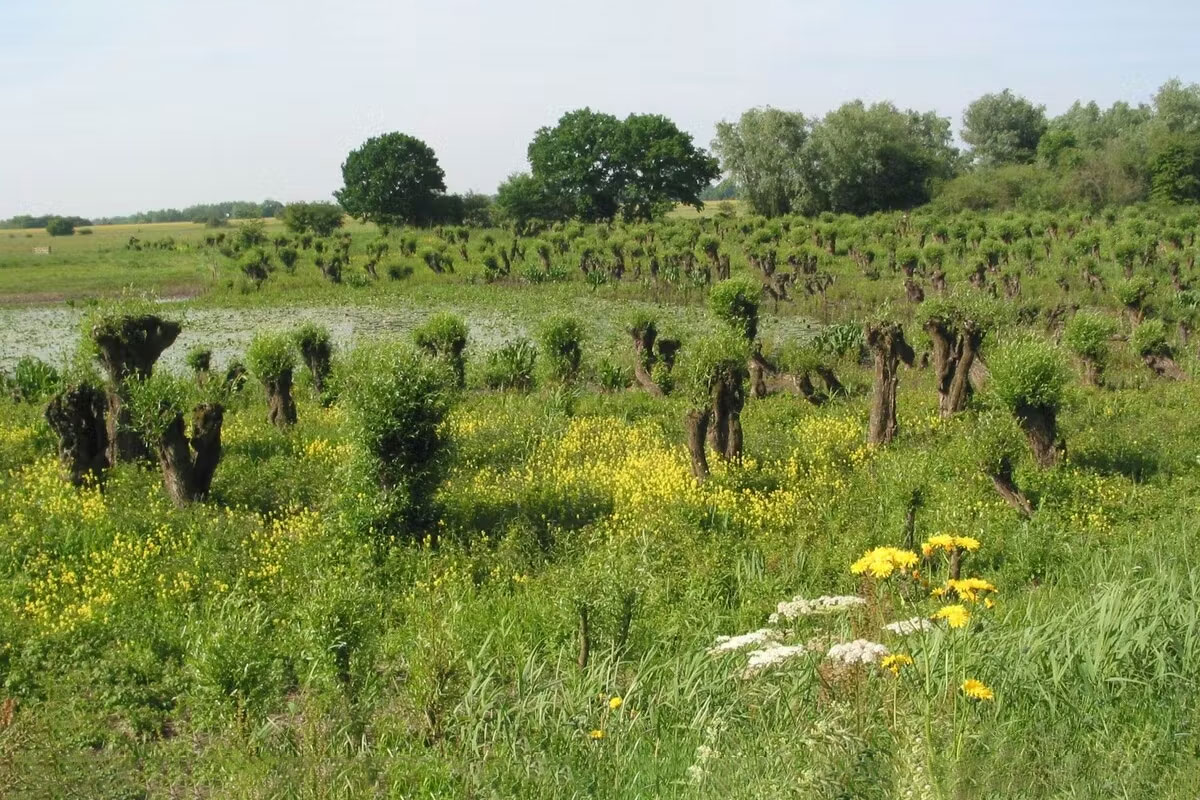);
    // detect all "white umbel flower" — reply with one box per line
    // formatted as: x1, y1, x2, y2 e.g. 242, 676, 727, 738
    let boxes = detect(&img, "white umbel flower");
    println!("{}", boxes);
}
826, 639, 889, 666
707, 628, 779, 654
741, 642, 809, 677
768, 594, 865, 623
884, 616, 934, 635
